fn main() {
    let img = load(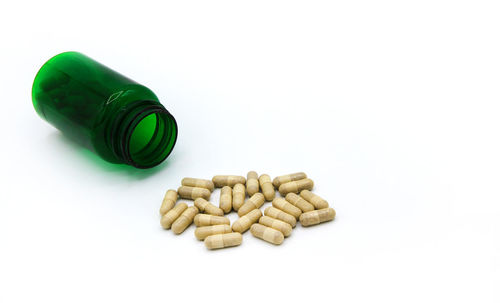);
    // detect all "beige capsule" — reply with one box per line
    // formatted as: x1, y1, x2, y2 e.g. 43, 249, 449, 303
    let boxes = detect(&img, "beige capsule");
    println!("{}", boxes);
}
160, 202, 188, 229
300, 190, 329, 209
181, 177, 214, 192
232, 183, 246, 211
159, 189, 178, 216
272, 172, 307, 188
259, 174, 275, 201
285, 193, 314, 213
278, 178, 314, 196
232, 209, 262, 233
194, 214, 230, 227
264, 206, 297, 227
172, 206, 199, 234
299, 208, 336, 227
259, 216, 292, 237
212, 175, 246, 188
194, 224, 232, 240
250, 223, 284, 245
204, 232, 242, 250
194, 198, 223, 216
177, 186, 211, 200
219, 186, 232, 213
246, 171, 259, 196
238, 193, 265, 217
272, 198, 302, 219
